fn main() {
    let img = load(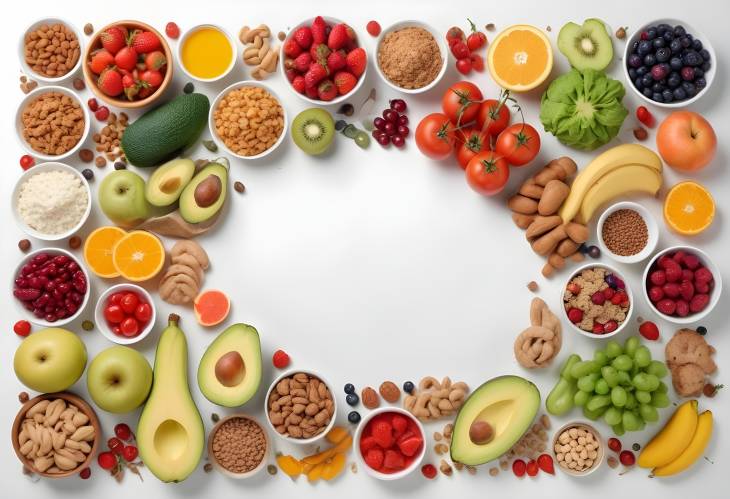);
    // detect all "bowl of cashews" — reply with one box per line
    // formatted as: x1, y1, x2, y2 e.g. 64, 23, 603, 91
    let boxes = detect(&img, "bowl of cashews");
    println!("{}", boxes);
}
238, 24, 280, 80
